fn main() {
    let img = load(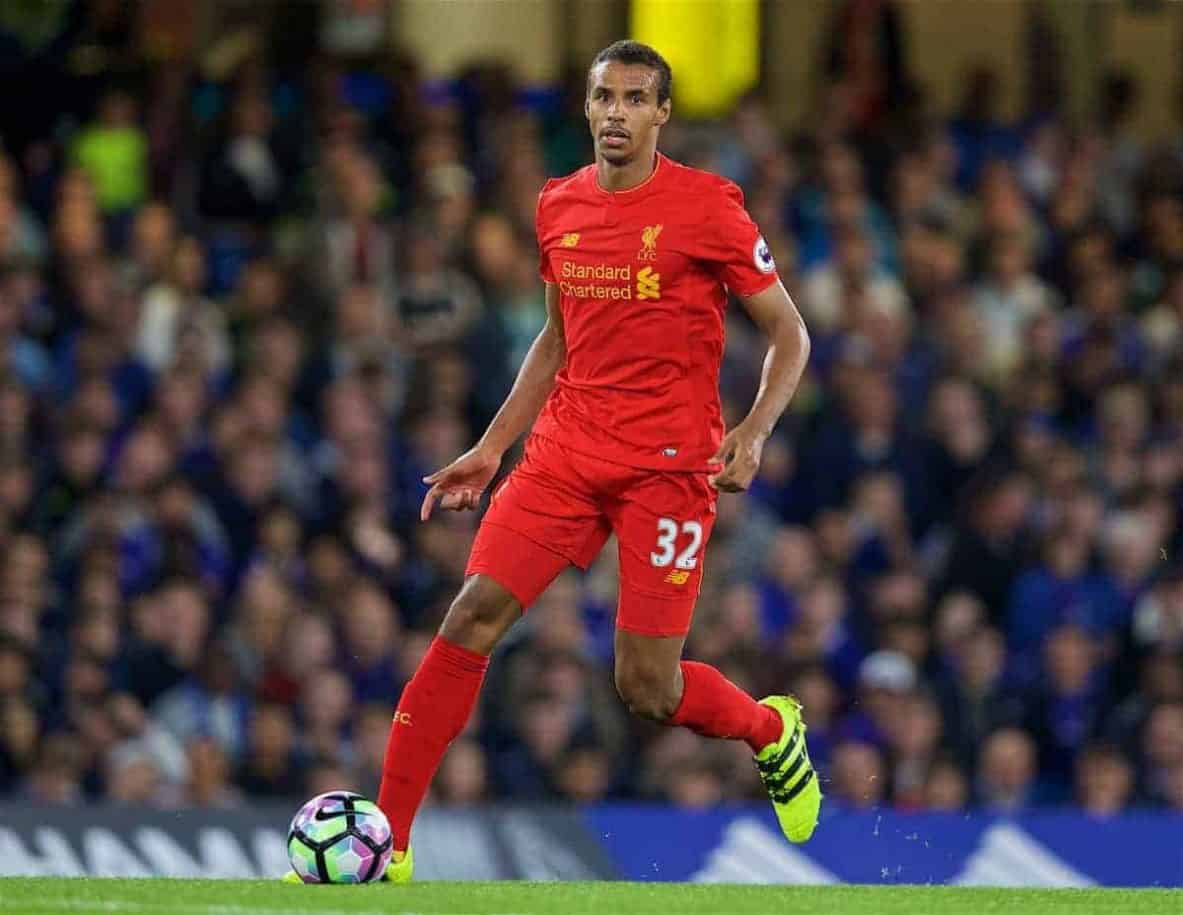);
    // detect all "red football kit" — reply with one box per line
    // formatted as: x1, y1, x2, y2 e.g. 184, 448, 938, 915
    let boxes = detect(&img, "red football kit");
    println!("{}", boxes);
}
376, 154, 792, 857
466, 153, 779, 636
